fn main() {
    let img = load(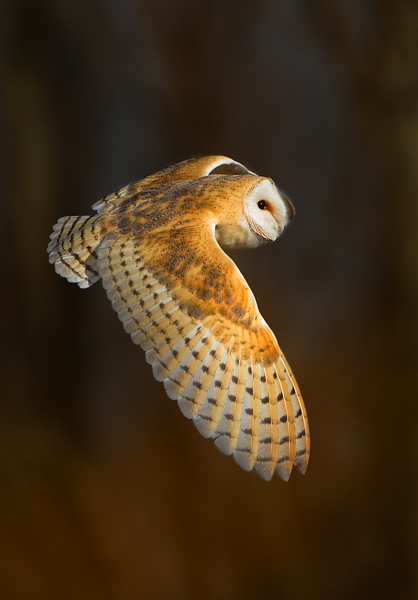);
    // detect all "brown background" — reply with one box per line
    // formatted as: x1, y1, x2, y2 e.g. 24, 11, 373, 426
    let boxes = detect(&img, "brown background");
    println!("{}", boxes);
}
0, 1, 417, 599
